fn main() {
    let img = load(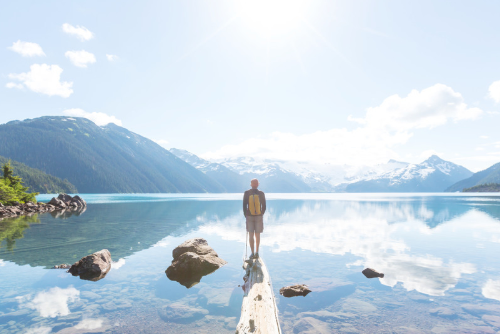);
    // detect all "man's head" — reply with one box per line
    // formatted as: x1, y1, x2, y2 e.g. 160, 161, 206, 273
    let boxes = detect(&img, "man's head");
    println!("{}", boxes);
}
251, 178, 259, 189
